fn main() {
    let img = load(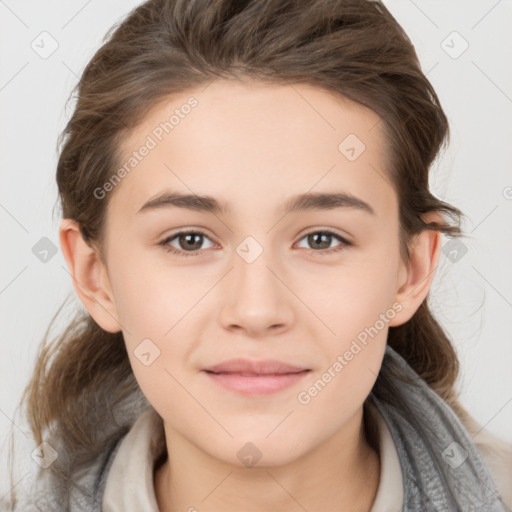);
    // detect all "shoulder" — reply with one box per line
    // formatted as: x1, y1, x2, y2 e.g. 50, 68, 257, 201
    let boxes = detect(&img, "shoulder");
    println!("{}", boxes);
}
8, 432, 127, 512
457, 405, 512, 509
